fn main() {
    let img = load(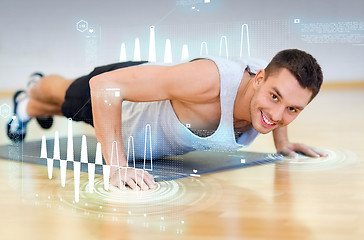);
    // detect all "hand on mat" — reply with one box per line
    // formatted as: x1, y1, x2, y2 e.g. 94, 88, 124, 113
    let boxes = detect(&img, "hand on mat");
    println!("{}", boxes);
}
276, 141, 328, 158
109, 166, 156, 191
